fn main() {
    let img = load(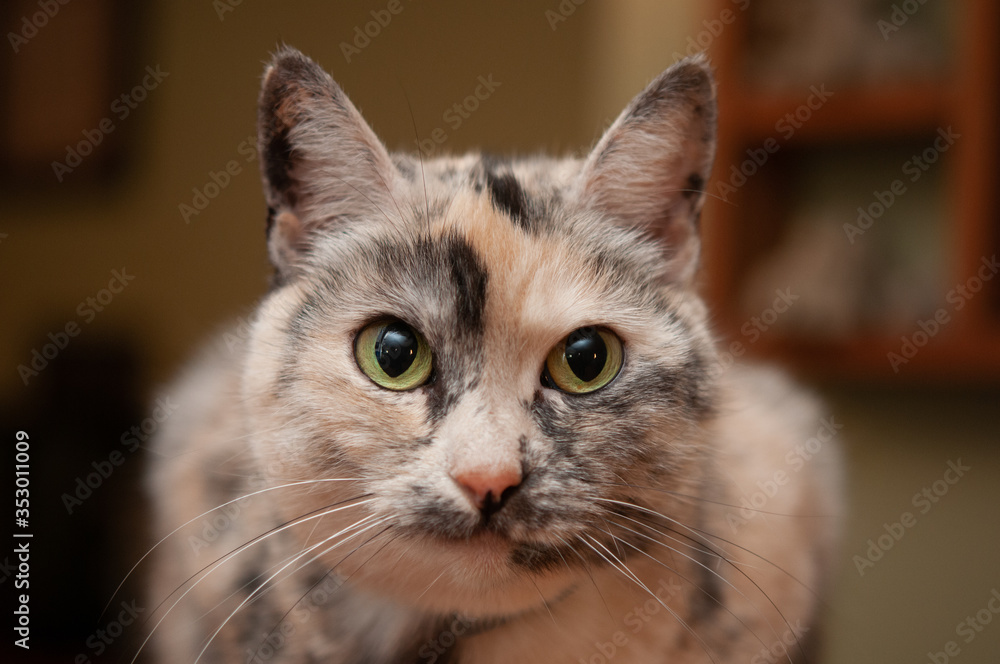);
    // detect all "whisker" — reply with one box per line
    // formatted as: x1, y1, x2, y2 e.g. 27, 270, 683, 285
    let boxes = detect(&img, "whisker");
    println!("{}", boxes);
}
400, 88, 431, 225
597, 478, 834, 518
578, 534, 718, 664
597, 497, 810, 663
596, 496, 814, 591
553, 534, 615, 626
133, 500, 376, 664
414, 567, 450, 603
329, 172, 403, 231
193, 515, 390, 664
105, 478, 363, 618
531, 578, 559, 628
607, 517, 785, 661
148, 495, 373, 617
248, 526, 398, 662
